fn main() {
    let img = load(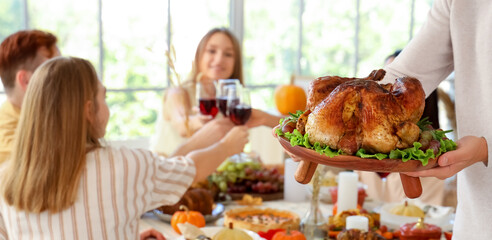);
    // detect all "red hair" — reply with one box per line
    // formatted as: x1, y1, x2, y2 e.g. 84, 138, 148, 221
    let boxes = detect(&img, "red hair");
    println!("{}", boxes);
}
0, 30, 57, 91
